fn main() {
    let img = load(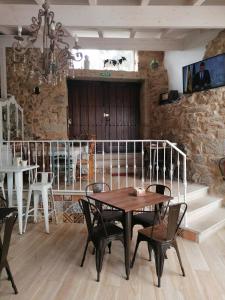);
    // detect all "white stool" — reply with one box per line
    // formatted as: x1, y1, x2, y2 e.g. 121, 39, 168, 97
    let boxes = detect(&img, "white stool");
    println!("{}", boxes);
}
24, 172, 58, 233
0, 173, 6, 199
